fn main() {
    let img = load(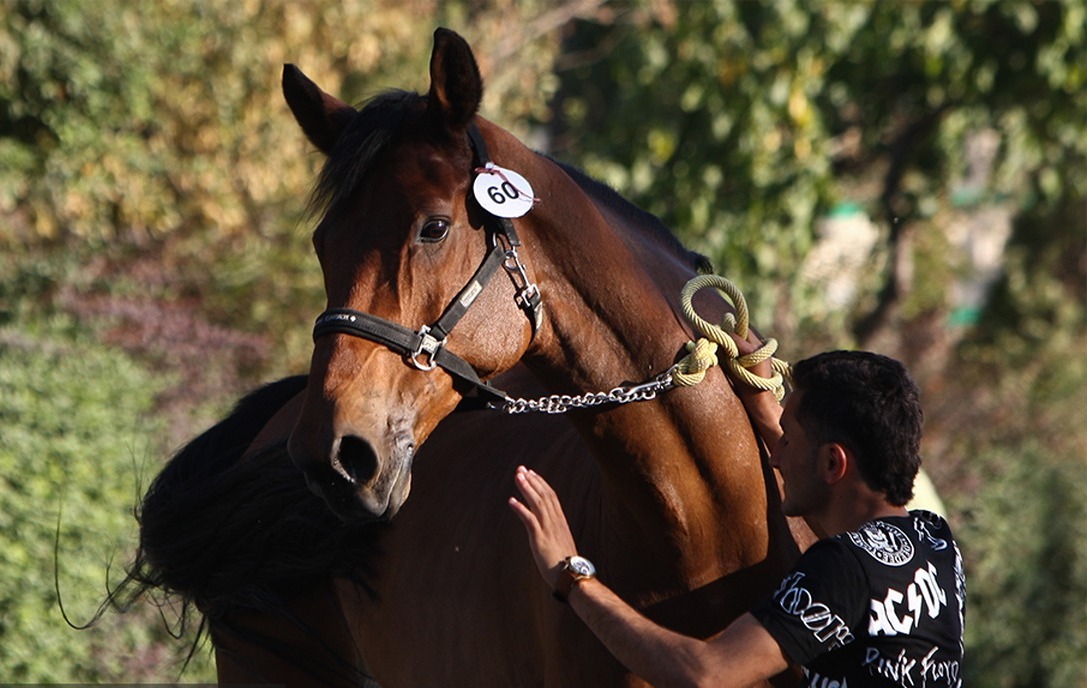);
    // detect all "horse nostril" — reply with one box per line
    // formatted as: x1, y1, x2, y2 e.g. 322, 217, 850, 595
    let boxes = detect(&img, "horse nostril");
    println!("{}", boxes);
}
331, 435, 379, 486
